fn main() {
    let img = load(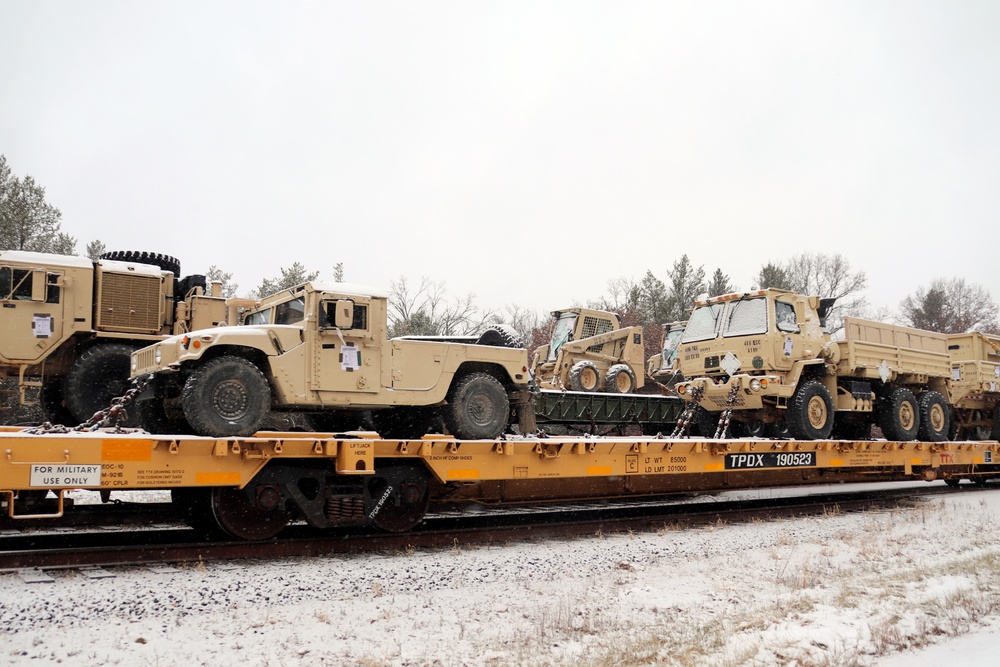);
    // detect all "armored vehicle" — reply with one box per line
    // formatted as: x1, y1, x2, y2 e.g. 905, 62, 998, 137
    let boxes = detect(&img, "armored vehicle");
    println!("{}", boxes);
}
0, 250, 228, 425
131, 282, 532, 440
